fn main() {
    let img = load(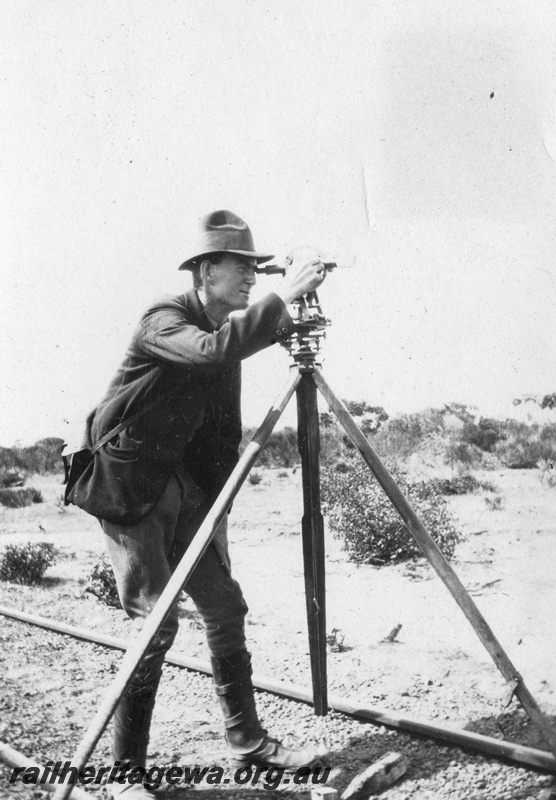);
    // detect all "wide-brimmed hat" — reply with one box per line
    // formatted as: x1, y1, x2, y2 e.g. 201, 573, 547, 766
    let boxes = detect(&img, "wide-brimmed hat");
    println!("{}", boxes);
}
178, 210, 274, 270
